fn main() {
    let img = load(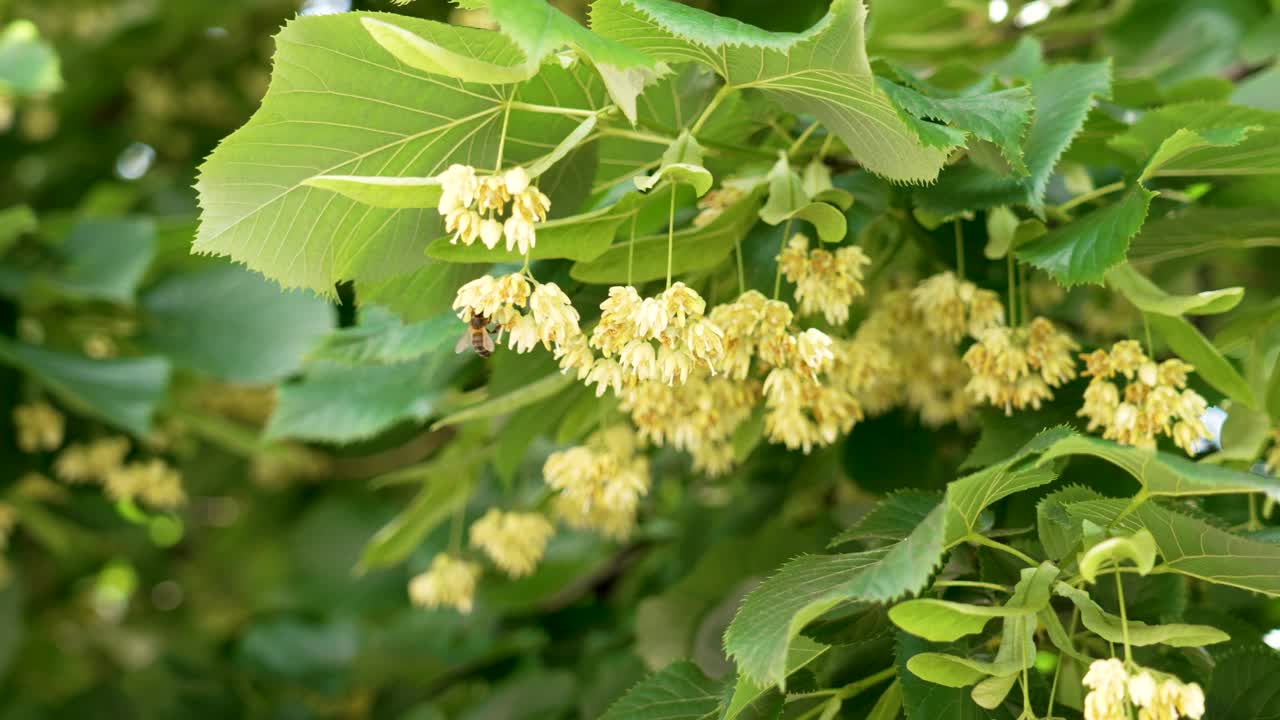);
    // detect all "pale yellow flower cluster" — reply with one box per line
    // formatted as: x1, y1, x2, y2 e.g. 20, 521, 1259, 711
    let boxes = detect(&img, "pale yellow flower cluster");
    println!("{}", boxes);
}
911, 271, 1005, 343
54, 437, 131, 483
1083, 659, 1204, 720
437, 164, 550, 255
469, 509, 555, 578
964, 317, 1079, 415
1078, 340, 1211, 454
104, 458, 187, 510
776, 234, 871, 324
587, 283, 725, 389
622, 374, 759, 476
453, 274, 585, 366
693, 186, 745, 227
857, 288, 974, 427
761, 328, 865, 453
13, 401, 64, 453
543, 427, 649, 540
409, 553, 481, 614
